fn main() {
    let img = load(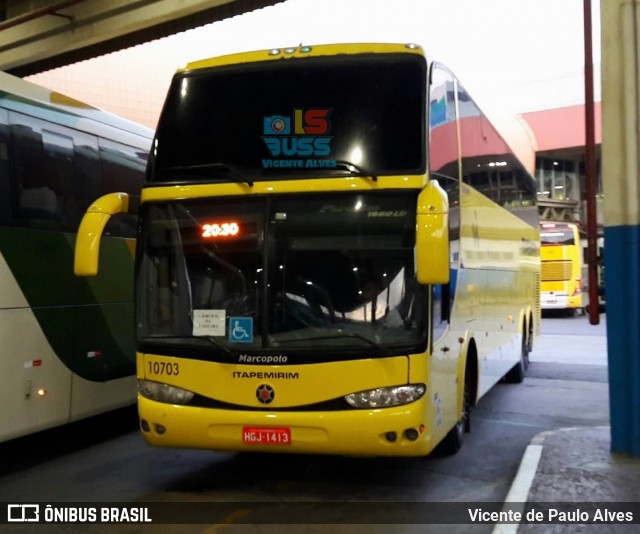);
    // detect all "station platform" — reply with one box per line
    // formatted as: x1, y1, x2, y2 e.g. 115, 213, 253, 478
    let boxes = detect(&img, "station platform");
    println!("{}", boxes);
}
495, 425, 640, 533
493, 426, 640, 534
525, 425, 640, 503
495, 321, 640, 533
